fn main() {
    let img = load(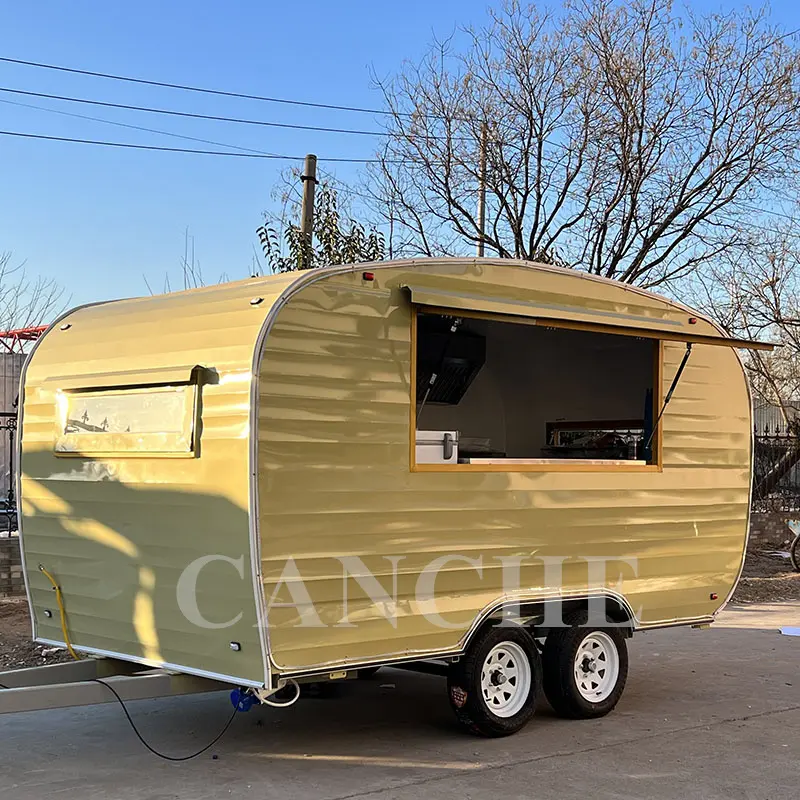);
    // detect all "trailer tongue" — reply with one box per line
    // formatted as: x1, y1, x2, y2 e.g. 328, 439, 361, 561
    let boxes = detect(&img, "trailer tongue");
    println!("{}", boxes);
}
0, 657, 228, 715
